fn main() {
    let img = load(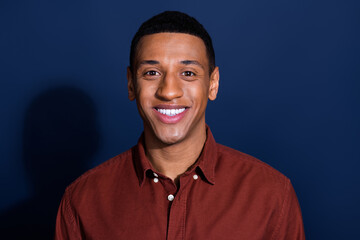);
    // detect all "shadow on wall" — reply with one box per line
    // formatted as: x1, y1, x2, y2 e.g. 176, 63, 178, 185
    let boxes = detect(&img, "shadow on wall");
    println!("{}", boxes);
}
0, 86, 100, 239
